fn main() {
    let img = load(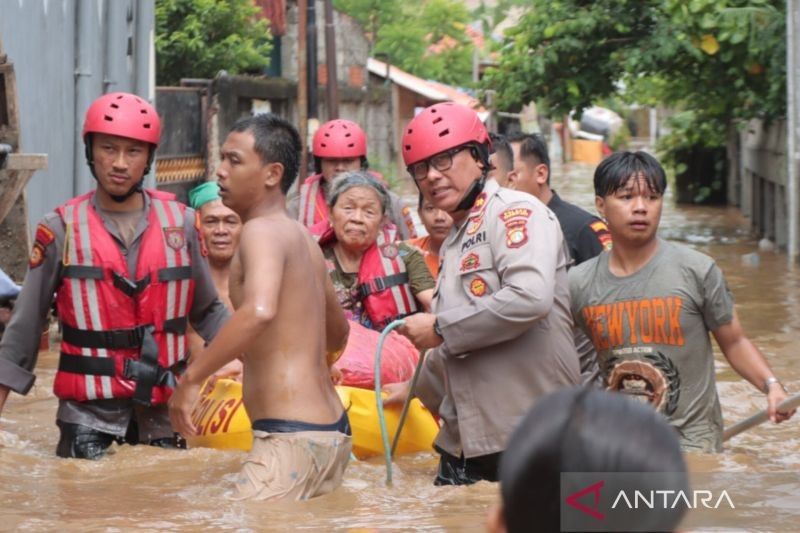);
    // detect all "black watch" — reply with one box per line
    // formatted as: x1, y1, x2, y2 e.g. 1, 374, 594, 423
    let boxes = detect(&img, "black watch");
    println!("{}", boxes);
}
433, 318, 443, 338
